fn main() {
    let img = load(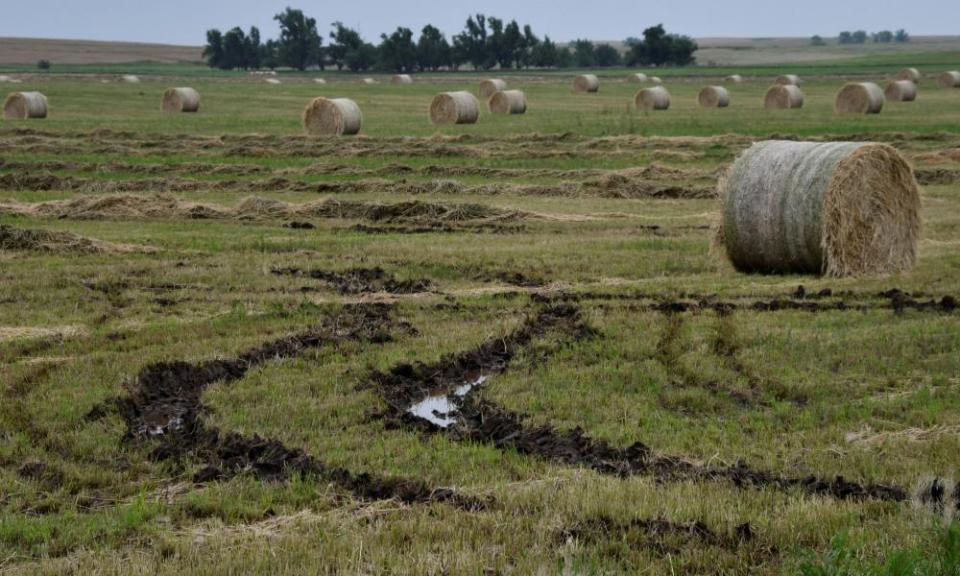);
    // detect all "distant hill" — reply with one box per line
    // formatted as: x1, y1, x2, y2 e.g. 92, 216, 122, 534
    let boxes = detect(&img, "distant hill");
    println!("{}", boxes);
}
0, 37, 203, 65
